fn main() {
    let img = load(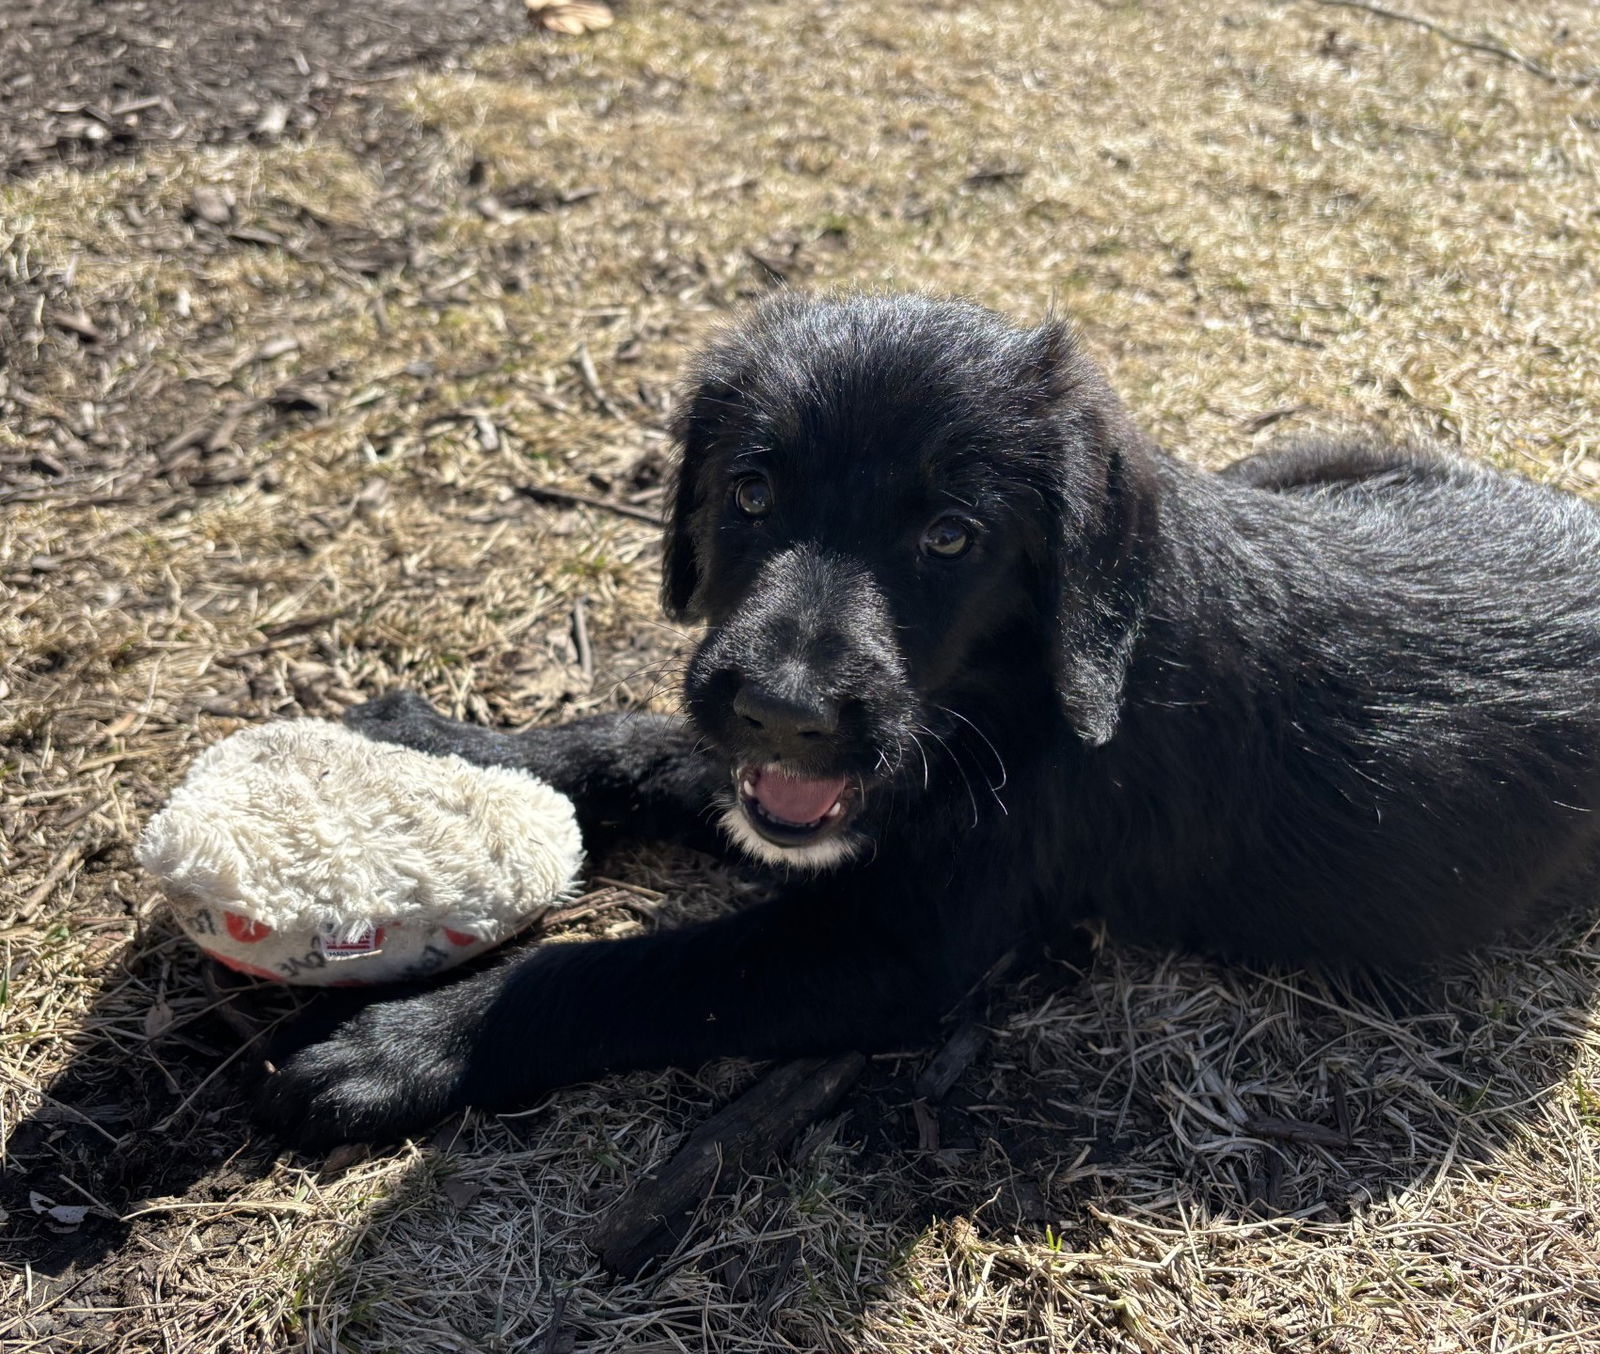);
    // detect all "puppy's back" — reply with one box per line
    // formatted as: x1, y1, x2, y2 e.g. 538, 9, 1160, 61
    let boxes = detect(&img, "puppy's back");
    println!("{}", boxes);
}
1096, 440, 1600, 967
